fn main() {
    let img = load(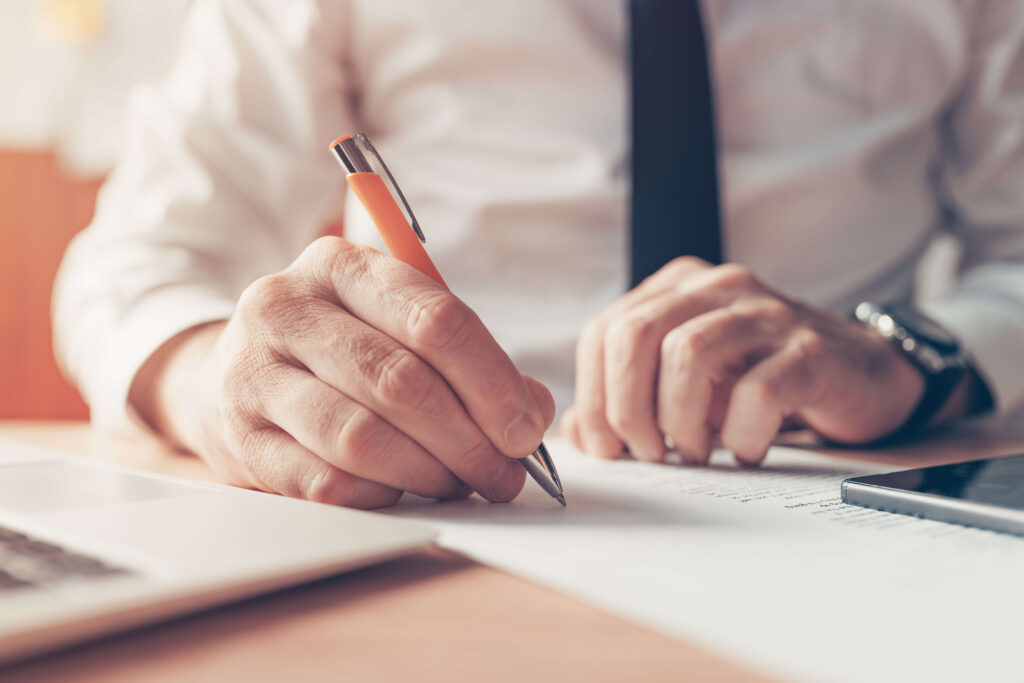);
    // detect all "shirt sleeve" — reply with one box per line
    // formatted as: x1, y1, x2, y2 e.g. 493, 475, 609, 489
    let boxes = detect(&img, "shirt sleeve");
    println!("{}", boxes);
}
920, 0, 1024, 417
52, 0, 355, 430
